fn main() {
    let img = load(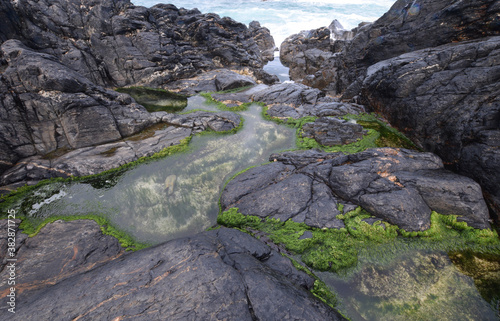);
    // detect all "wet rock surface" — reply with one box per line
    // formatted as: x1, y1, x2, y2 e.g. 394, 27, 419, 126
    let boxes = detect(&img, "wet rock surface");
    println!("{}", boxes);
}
0, 224, 346, 321
221, 148, 490, 231
362, 36, 500, 220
